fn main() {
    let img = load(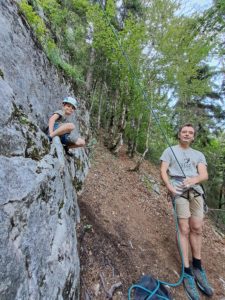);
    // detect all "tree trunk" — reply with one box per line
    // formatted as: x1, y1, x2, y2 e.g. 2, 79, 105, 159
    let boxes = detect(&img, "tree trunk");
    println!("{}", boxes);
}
86, 47, 95, 95
127, 113, 142, 158
89, 81, 98, 115
130, 113, 151, 172
106, 89, 119, 148
97, 89, 103, 130
112, 103, 127, 155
